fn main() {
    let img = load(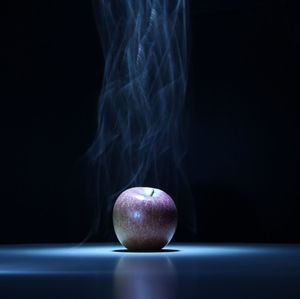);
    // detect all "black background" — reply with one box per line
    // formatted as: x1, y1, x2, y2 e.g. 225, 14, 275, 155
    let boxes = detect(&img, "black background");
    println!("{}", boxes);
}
1, 0, 299, 243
